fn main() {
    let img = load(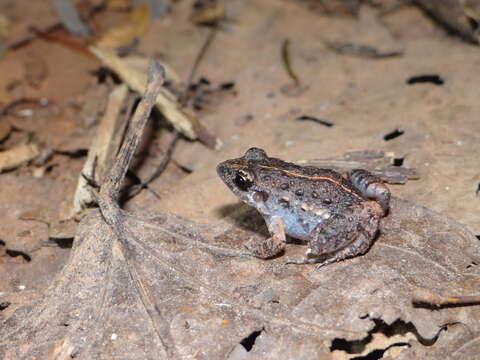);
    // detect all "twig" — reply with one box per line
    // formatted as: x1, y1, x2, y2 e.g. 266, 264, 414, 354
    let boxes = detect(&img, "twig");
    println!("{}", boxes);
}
30, 26, 92, 57
296, 115, 333, 127
126, 130, 180, 200
325, 41, 403, 59
89, 46, 197, 140
7, 23, 62, 50
81, 170, 100, 189
99, 62, 165, 203
182, 26, 218, 106
281, 38, 300, 86
412, 287, 480, 308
